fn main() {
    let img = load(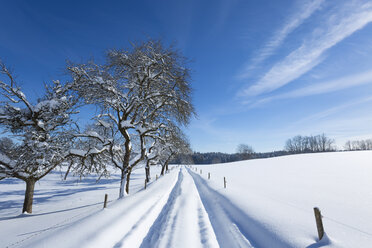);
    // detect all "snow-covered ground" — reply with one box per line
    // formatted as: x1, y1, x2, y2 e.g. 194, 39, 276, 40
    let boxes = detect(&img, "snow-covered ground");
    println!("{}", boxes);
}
1, 151, 372, 247
0, 165, 165, 248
